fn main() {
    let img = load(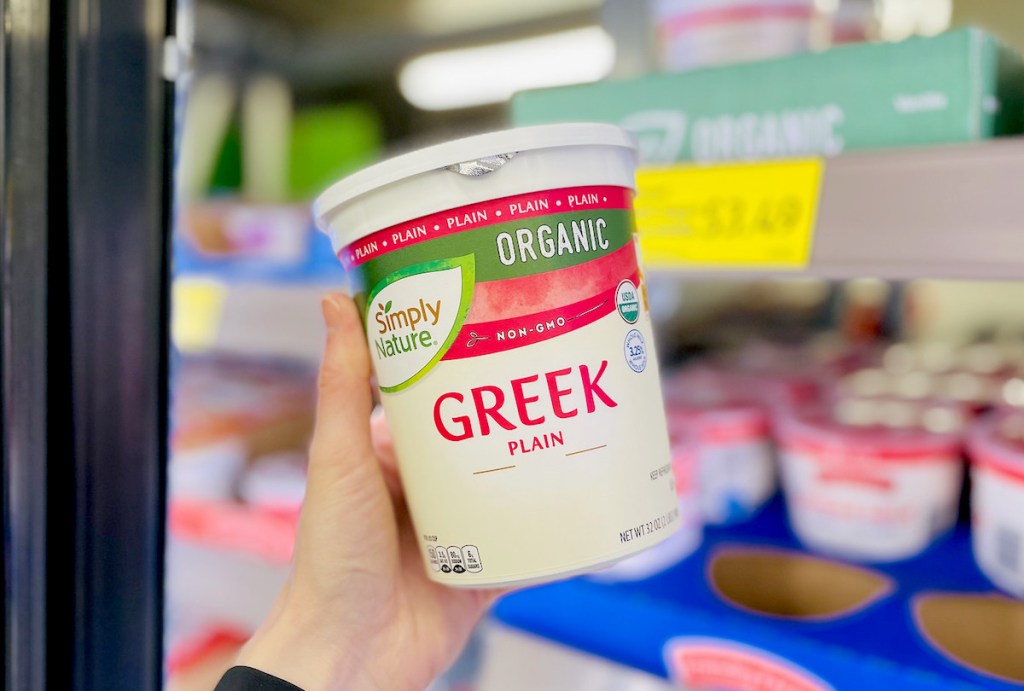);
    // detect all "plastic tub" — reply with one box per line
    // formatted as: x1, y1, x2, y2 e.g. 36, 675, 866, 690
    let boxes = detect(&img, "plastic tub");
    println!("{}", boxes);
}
967, 415, 1024, 598
667, 400, 775, 525
775, 407, 963, 562
314, 124, 679, 587
650, 0, 815, 71
829, 0, 877, 45
664, 365, 778, 524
